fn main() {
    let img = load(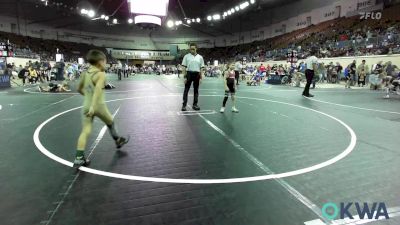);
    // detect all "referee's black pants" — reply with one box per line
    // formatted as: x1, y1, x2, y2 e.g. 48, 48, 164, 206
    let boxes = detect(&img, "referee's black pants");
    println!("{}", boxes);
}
183, 71, 200, 107
117, 69, 122, 80
234, 70, 240, 84
303, 69, 314, 95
